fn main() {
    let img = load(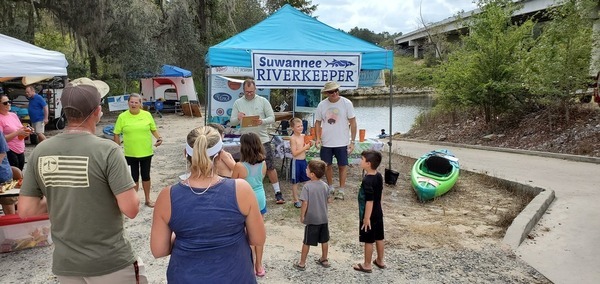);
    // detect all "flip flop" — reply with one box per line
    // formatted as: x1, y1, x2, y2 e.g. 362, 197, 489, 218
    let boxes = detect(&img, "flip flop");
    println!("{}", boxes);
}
353, 263, 372, 273
373, 260, 387, 269
293, 263, 306, 271
316, 258, 330, 268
